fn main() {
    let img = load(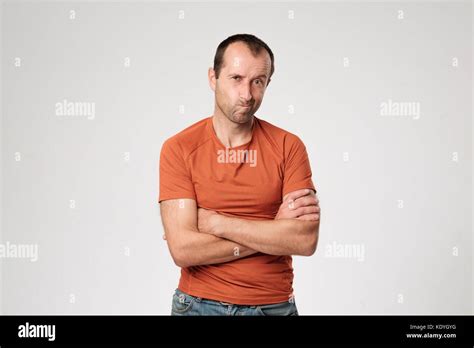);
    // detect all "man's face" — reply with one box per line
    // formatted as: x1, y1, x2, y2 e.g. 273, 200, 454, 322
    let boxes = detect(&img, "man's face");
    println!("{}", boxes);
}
209, 42, 272, 124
